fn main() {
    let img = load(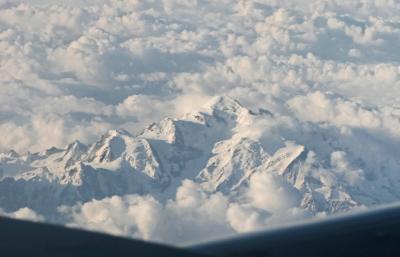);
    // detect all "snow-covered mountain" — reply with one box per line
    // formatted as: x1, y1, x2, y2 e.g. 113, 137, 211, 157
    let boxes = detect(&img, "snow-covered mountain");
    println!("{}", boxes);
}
0, 96, 399, 222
